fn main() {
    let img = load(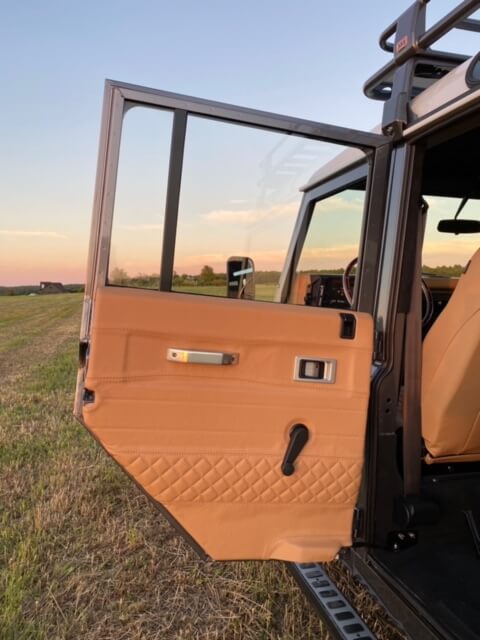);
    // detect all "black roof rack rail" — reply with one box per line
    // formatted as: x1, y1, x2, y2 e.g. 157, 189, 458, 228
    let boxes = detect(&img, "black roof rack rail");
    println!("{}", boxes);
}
364, 0, 480, 136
